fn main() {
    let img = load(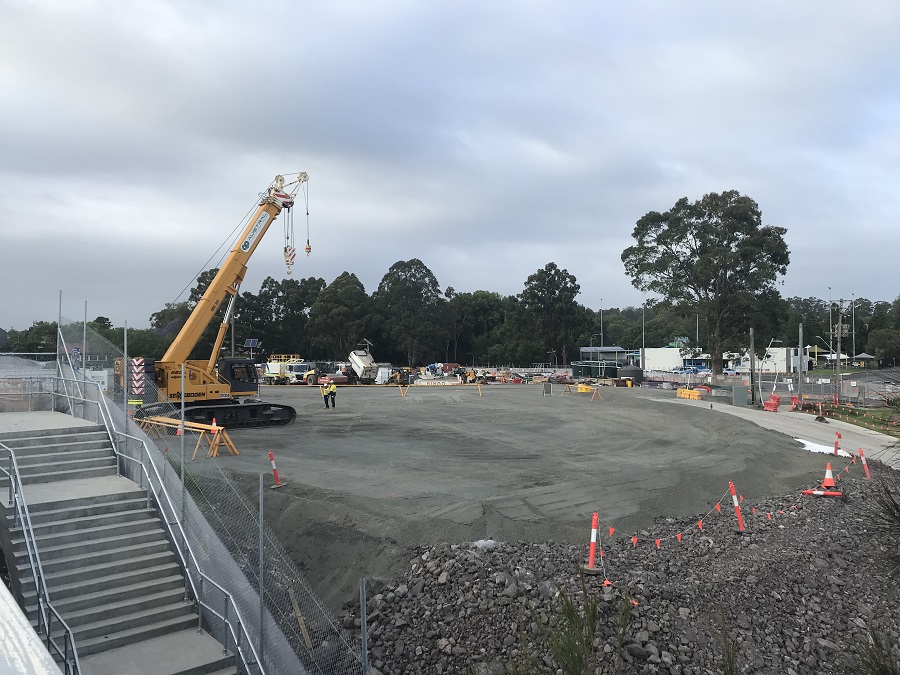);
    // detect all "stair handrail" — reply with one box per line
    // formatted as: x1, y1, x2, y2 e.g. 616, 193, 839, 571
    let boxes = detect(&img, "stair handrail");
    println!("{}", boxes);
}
1, 443, 82, 675
114, 430, 266, 675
